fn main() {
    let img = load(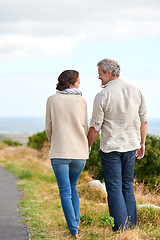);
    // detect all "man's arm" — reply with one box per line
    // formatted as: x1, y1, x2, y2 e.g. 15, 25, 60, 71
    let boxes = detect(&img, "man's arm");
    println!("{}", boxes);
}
136, 121, 147, 159
88, 127, 99, 149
